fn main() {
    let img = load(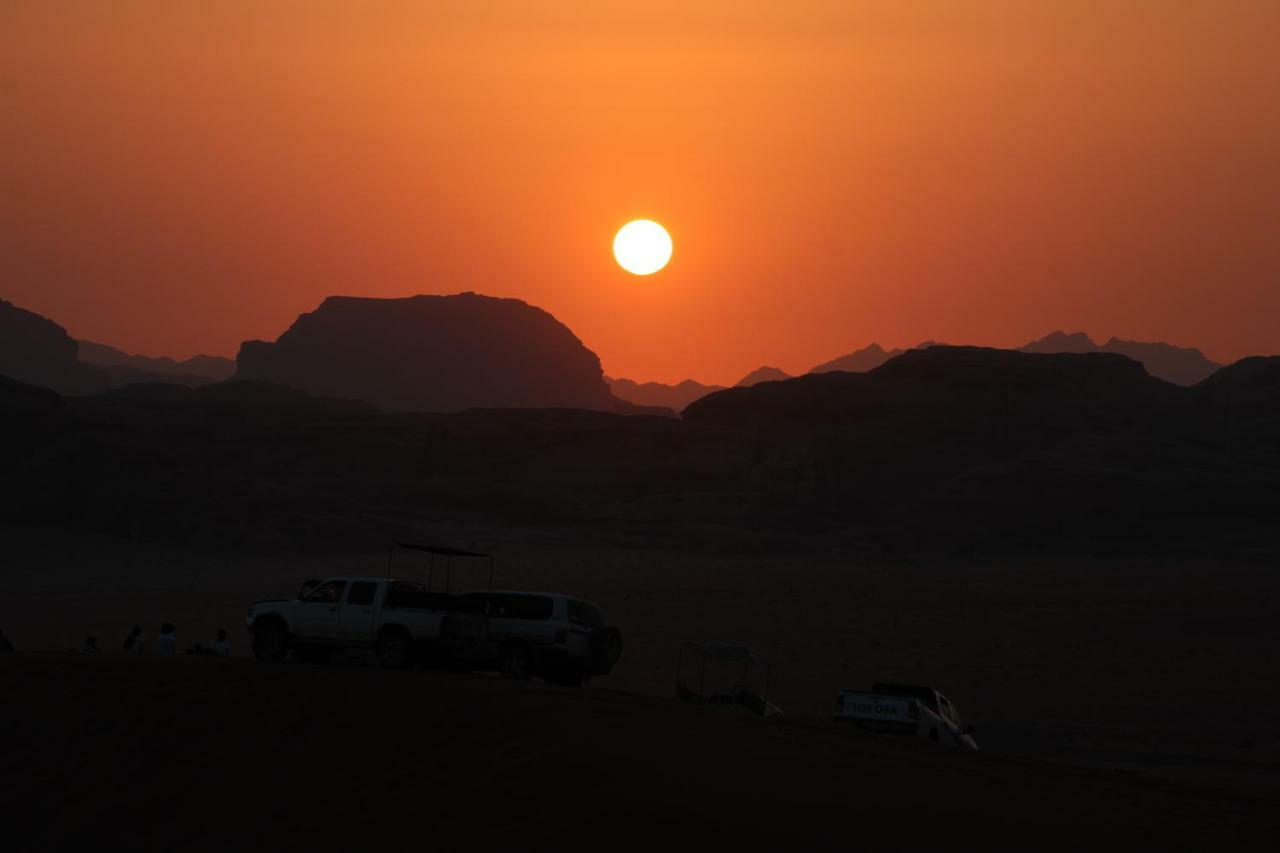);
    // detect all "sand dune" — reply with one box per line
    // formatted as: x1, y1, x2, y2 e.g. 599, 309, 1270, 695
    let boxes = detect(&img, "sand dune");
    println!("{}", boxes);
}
6, 654, 1278, 851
